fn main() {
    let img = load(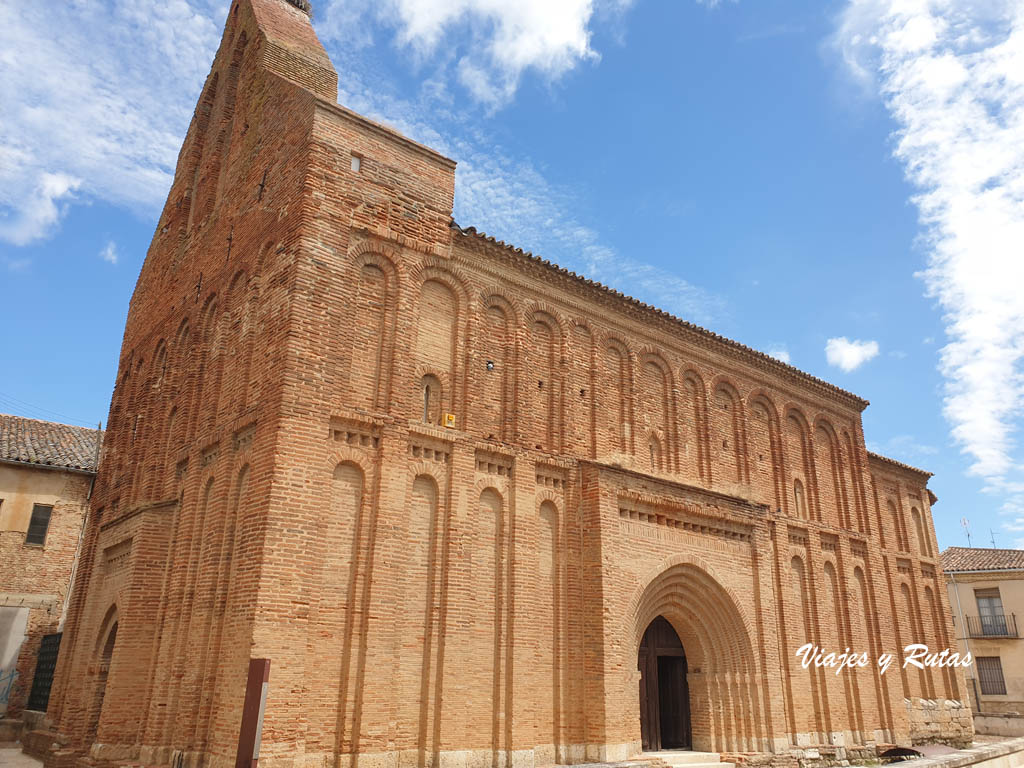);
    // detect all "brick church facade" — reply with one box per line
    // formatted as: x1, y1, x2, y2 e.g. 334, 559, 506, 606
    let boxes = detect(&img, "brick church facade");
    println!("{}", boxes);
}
33, 1, 972, 767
